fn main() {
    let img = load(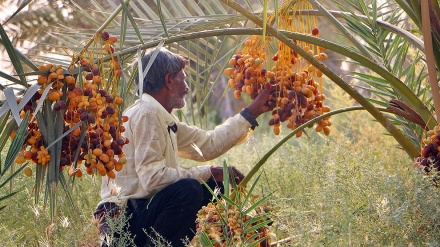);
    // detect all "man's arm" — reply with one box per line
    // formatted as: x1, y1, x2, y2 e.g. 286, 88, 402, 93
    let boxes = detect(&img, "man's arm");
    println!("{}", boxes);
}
176, 84, 273, 161
176, 114, 251, 161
